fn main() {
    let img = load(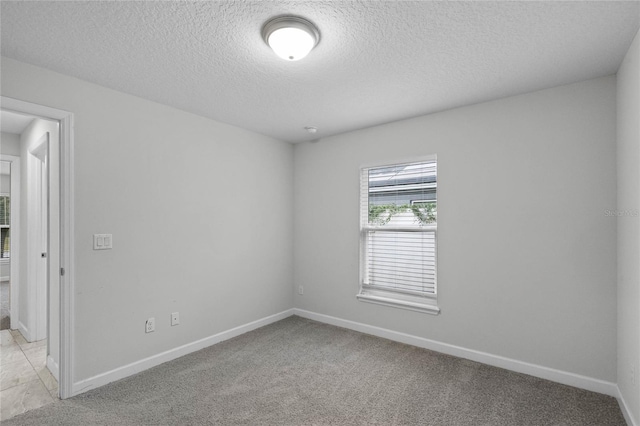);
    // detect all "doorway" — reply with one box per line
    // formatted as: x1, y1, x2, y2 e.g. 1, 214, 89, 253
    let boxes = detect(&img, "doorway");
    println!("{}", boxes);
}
0, 97, 74, 403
